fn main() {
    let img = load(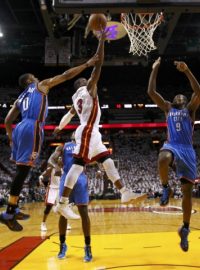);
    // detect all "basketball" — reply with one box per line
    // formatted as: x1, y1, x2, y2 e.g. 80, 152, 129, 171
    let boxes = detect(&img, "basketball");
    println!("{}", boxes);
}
88, 14, 107, 31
